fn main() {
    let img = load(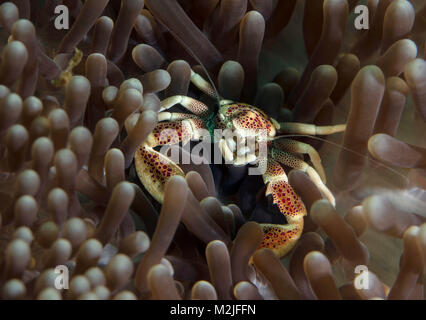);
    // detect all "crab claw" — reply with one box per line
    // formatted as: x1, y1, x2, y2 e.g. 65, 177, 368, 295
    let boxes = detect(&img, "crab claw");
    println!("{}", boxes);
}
260, 160, 307, 257
134, 145, 185, 203
259, 223, 304, 258
265, 179, 307, 223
